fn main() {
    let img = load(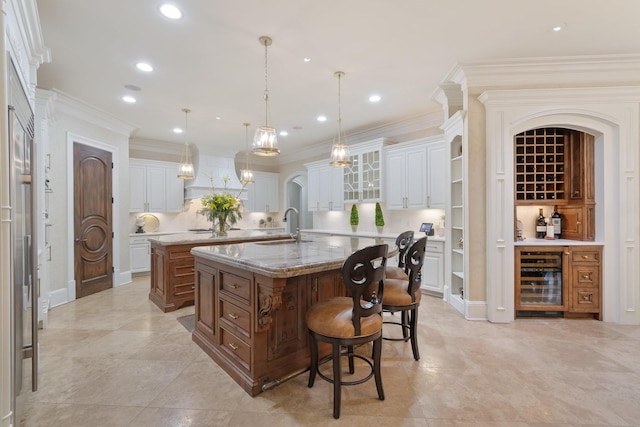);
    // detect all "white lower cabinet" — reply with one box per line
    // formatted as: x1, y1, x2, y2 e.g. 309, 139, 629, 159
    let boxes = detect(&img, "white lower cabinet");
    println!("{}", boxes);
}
130, 235, 151, 273
421, 240, 444, 296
